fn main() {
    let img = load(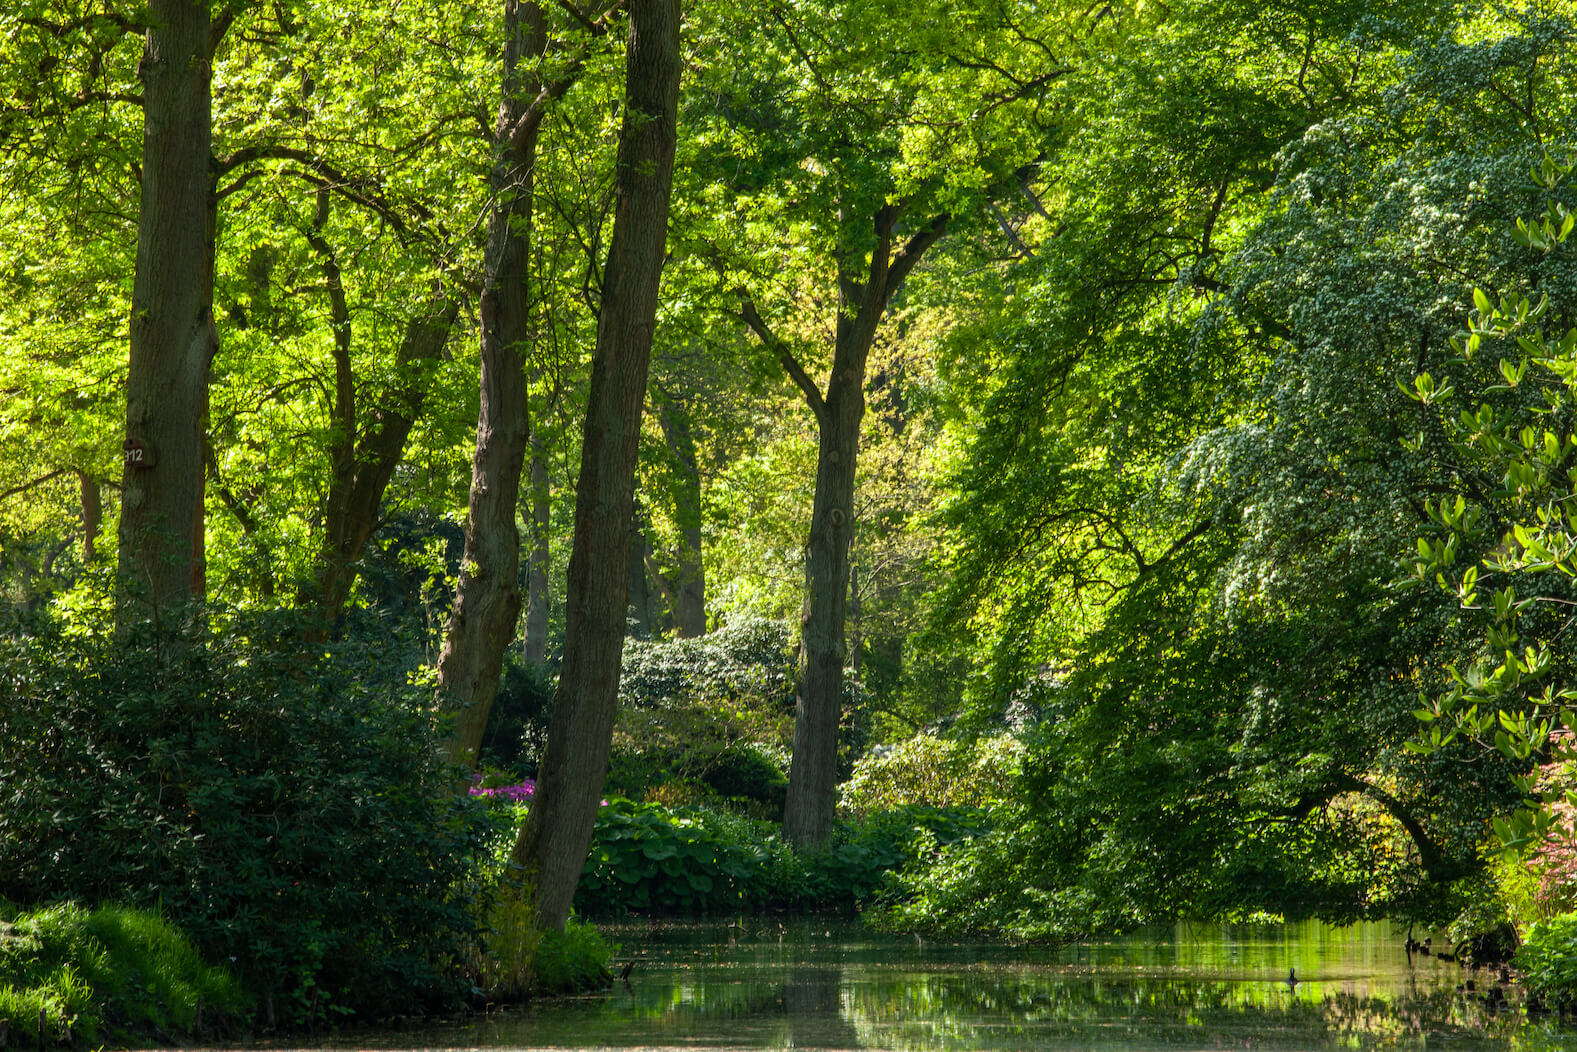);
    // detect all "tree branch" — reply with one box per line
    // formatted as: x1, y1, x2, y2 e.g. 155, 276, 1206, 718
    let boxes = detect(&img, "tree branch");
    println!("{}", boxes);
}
0, 468, 71, 503
737, 290, 826, 418
881, 211, 950, 305
504, 0, 623, 149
